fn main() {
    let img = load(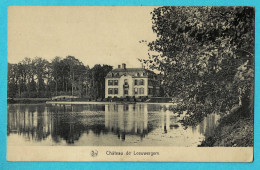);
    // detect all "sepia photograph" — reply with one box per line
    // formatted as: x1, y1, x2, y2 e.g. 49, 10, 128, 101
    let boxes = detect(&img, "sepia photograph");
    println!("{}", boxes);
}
7, 6, 254, 162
